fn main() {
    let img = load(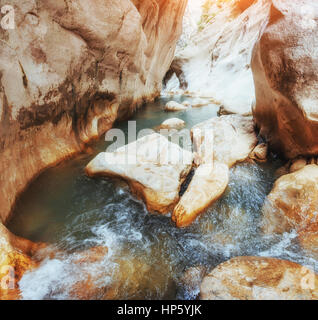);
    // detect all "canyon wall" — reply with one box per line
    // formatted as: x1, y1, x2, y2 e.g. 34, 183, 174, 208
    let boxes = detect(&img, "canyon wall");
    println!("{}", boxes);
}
164, 0, 271, 115
252, 0, 318, 159
0, 0, 187, 223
